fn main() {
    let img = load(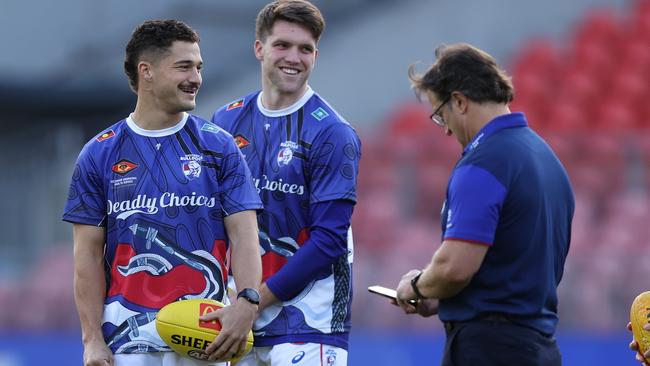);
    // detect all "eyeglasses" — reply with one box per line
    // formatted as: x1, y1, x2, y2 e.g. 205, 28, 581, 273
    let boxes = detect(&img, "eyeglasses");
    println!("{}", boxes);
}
429, 96, 450, 127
